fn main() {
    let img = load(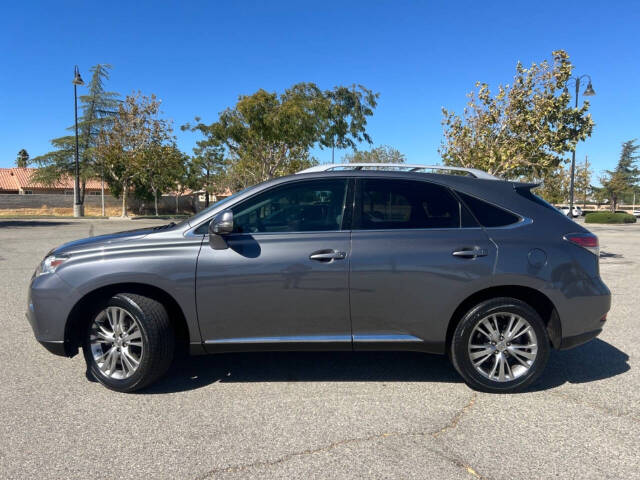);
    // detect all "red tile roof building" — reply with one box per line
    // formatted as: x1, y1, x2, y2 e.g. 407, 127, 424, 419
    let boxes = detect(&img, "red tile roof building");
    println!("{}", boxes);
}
0, 168, 107, 194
